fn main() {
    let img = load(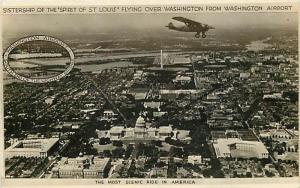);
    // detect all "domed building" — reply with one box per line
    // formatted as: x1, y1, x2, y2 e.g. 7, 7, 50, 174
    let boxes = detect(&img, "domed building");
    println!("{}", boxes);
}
121, 115, 156, 142
97, 115, 191, 144
135, 116, 146, 127
134, 116, 147, 139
